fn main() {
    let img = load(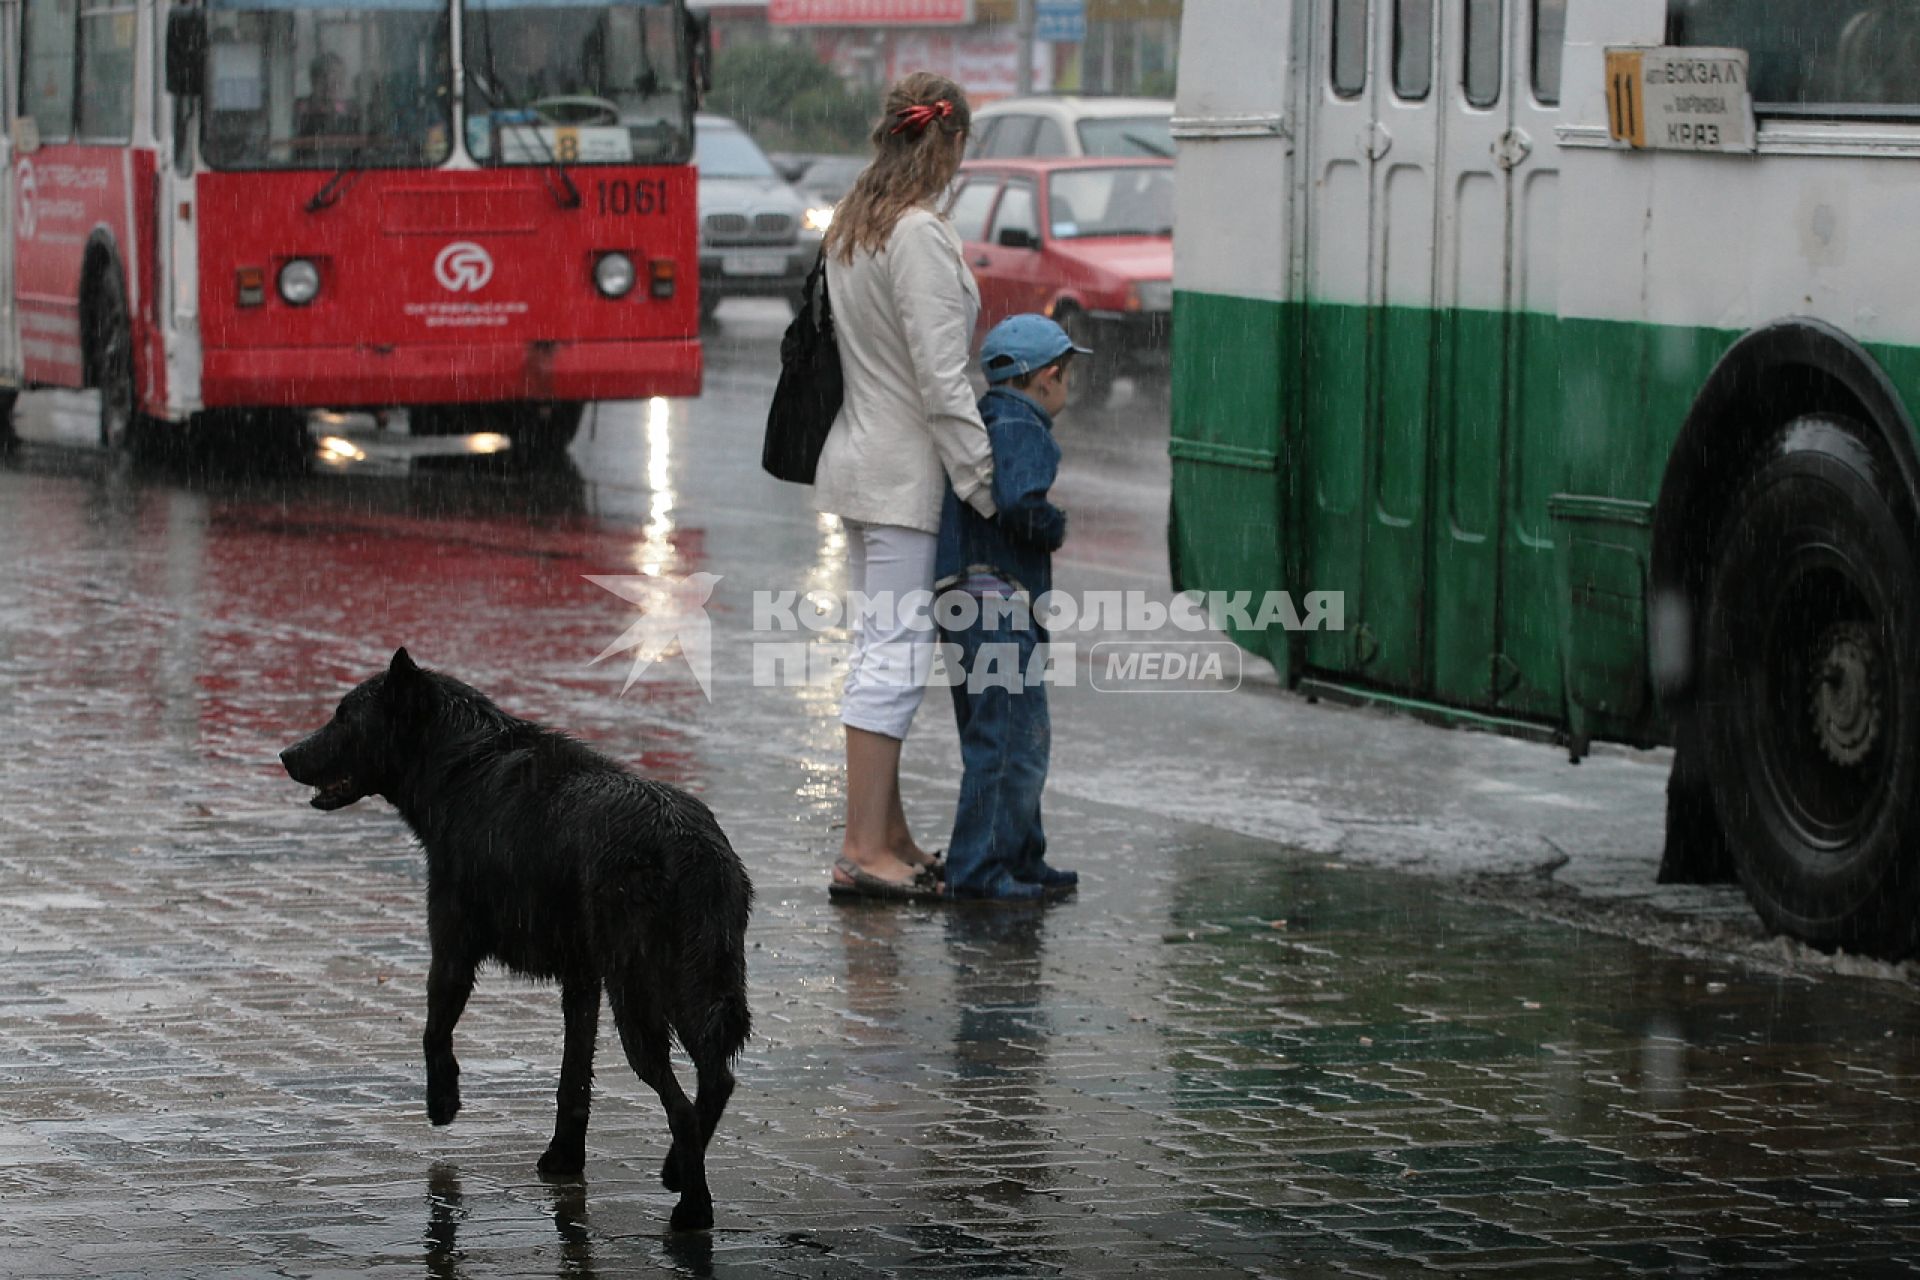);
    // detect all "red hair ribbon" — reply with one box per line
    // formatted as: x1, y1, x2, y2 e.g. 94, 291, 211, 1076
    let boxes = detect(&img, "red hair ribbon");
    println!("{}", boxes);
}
890, 98, 954, 136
